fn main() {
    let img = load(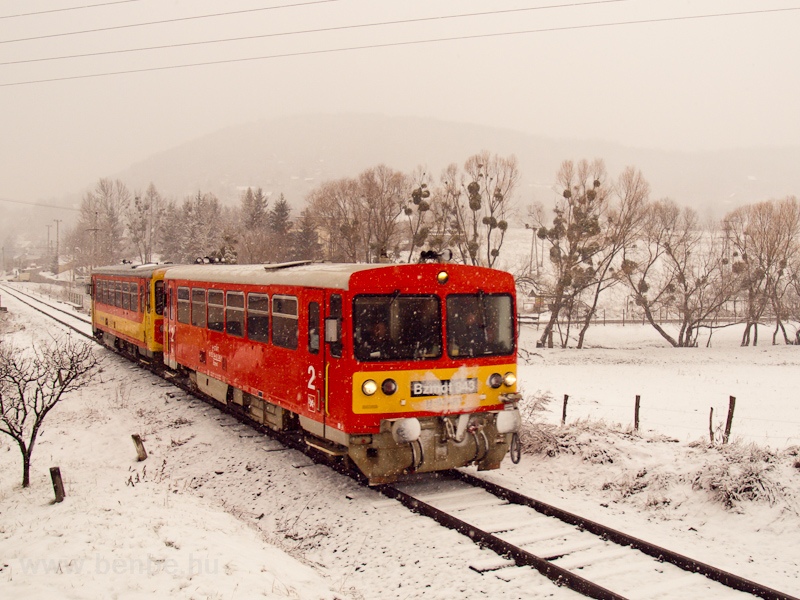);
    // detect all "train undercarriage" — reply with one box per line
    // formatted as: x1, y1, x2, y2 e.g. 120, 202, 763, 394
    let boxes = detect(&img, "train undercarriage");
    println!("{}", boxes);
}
96, 329, 516, 485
